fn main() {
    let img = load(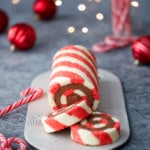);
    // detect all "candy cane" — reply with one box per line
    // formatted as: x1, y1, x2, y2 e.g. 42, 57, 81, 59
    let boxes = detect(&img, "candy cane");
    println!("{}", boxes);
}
93, 35, 137, 52
0, 87, 44, 149
8, 137, 27, 150
0, 87, 43, 117
0, 133, 8, 149
93, 0, 137, 52
0, 133, 27, 150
